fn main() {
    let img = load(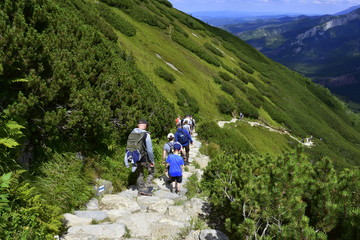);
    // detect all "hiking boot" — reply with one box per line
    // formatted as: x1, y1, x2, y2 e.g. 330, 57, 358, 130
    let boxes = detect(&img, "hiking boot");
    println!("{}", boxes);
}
138, 191, 152, 196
